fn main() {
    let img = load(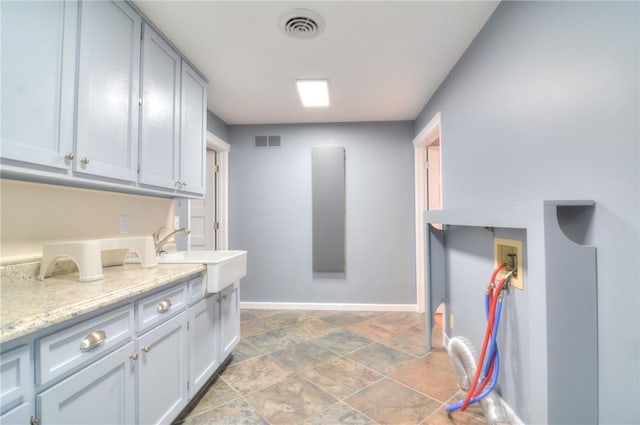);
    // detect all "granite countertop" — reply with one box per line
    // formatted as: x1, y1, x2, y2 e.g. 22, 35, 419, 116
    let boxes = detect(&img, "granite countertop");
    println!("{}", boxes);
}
0, 263, 206, 344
